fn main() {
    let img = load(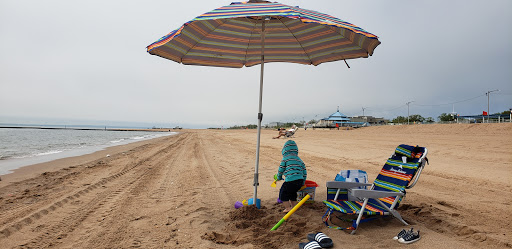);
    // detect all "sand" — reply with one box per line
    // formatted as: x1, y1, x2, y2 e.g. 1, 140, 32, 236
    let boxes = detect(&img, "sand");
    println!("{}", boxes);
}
0, 123, 510, 248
